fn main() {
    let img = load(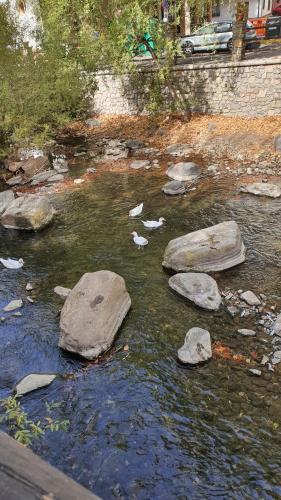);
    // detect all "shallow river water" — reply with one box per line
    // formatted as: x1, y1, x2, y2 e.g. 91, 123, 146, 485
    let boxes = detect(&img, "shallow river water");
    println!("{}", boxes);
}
1, 167, 281, 499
